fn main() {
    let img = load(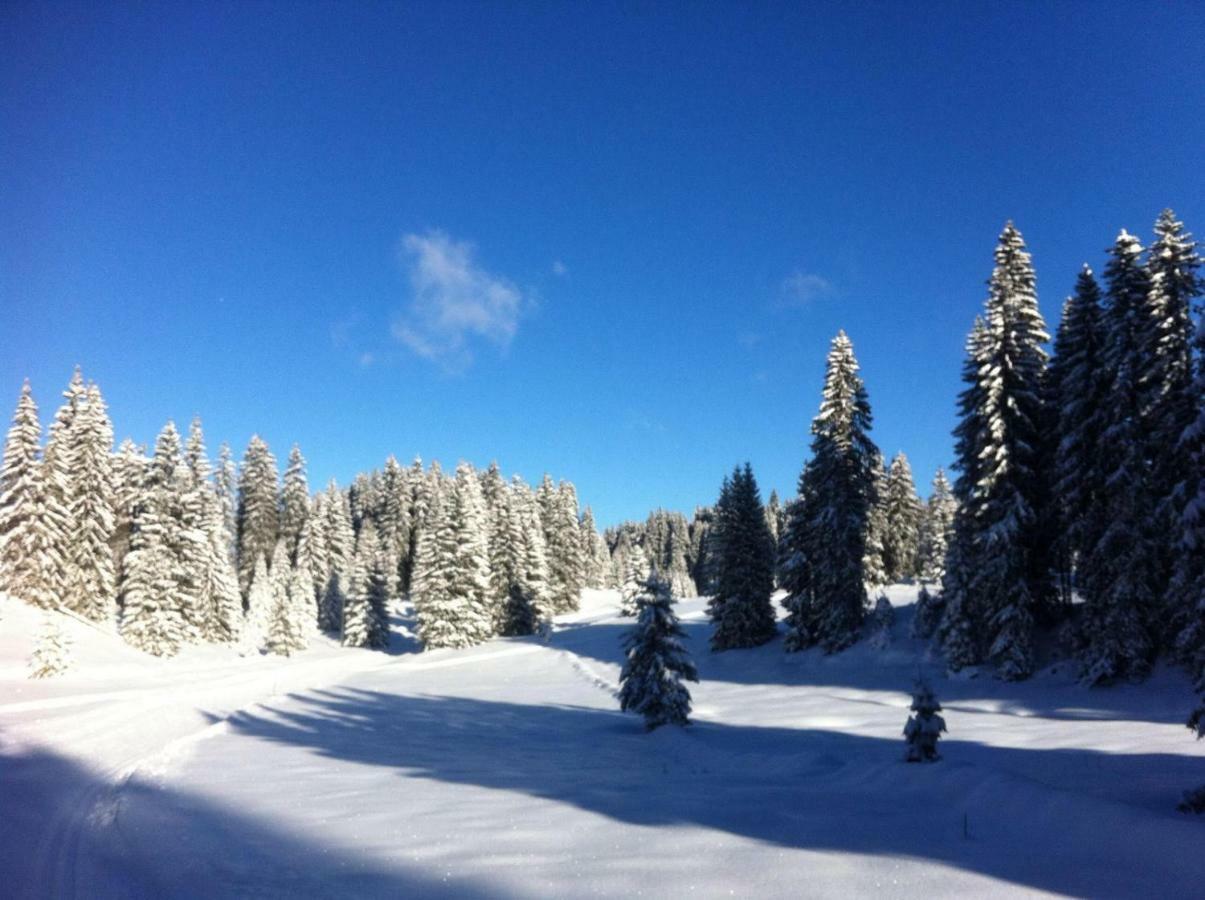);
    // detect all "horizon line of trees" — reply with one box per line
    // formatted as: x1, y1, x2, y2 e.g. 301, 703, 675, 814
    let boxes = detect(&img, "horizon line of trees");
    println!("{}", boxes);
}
0, 372, 608, 657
